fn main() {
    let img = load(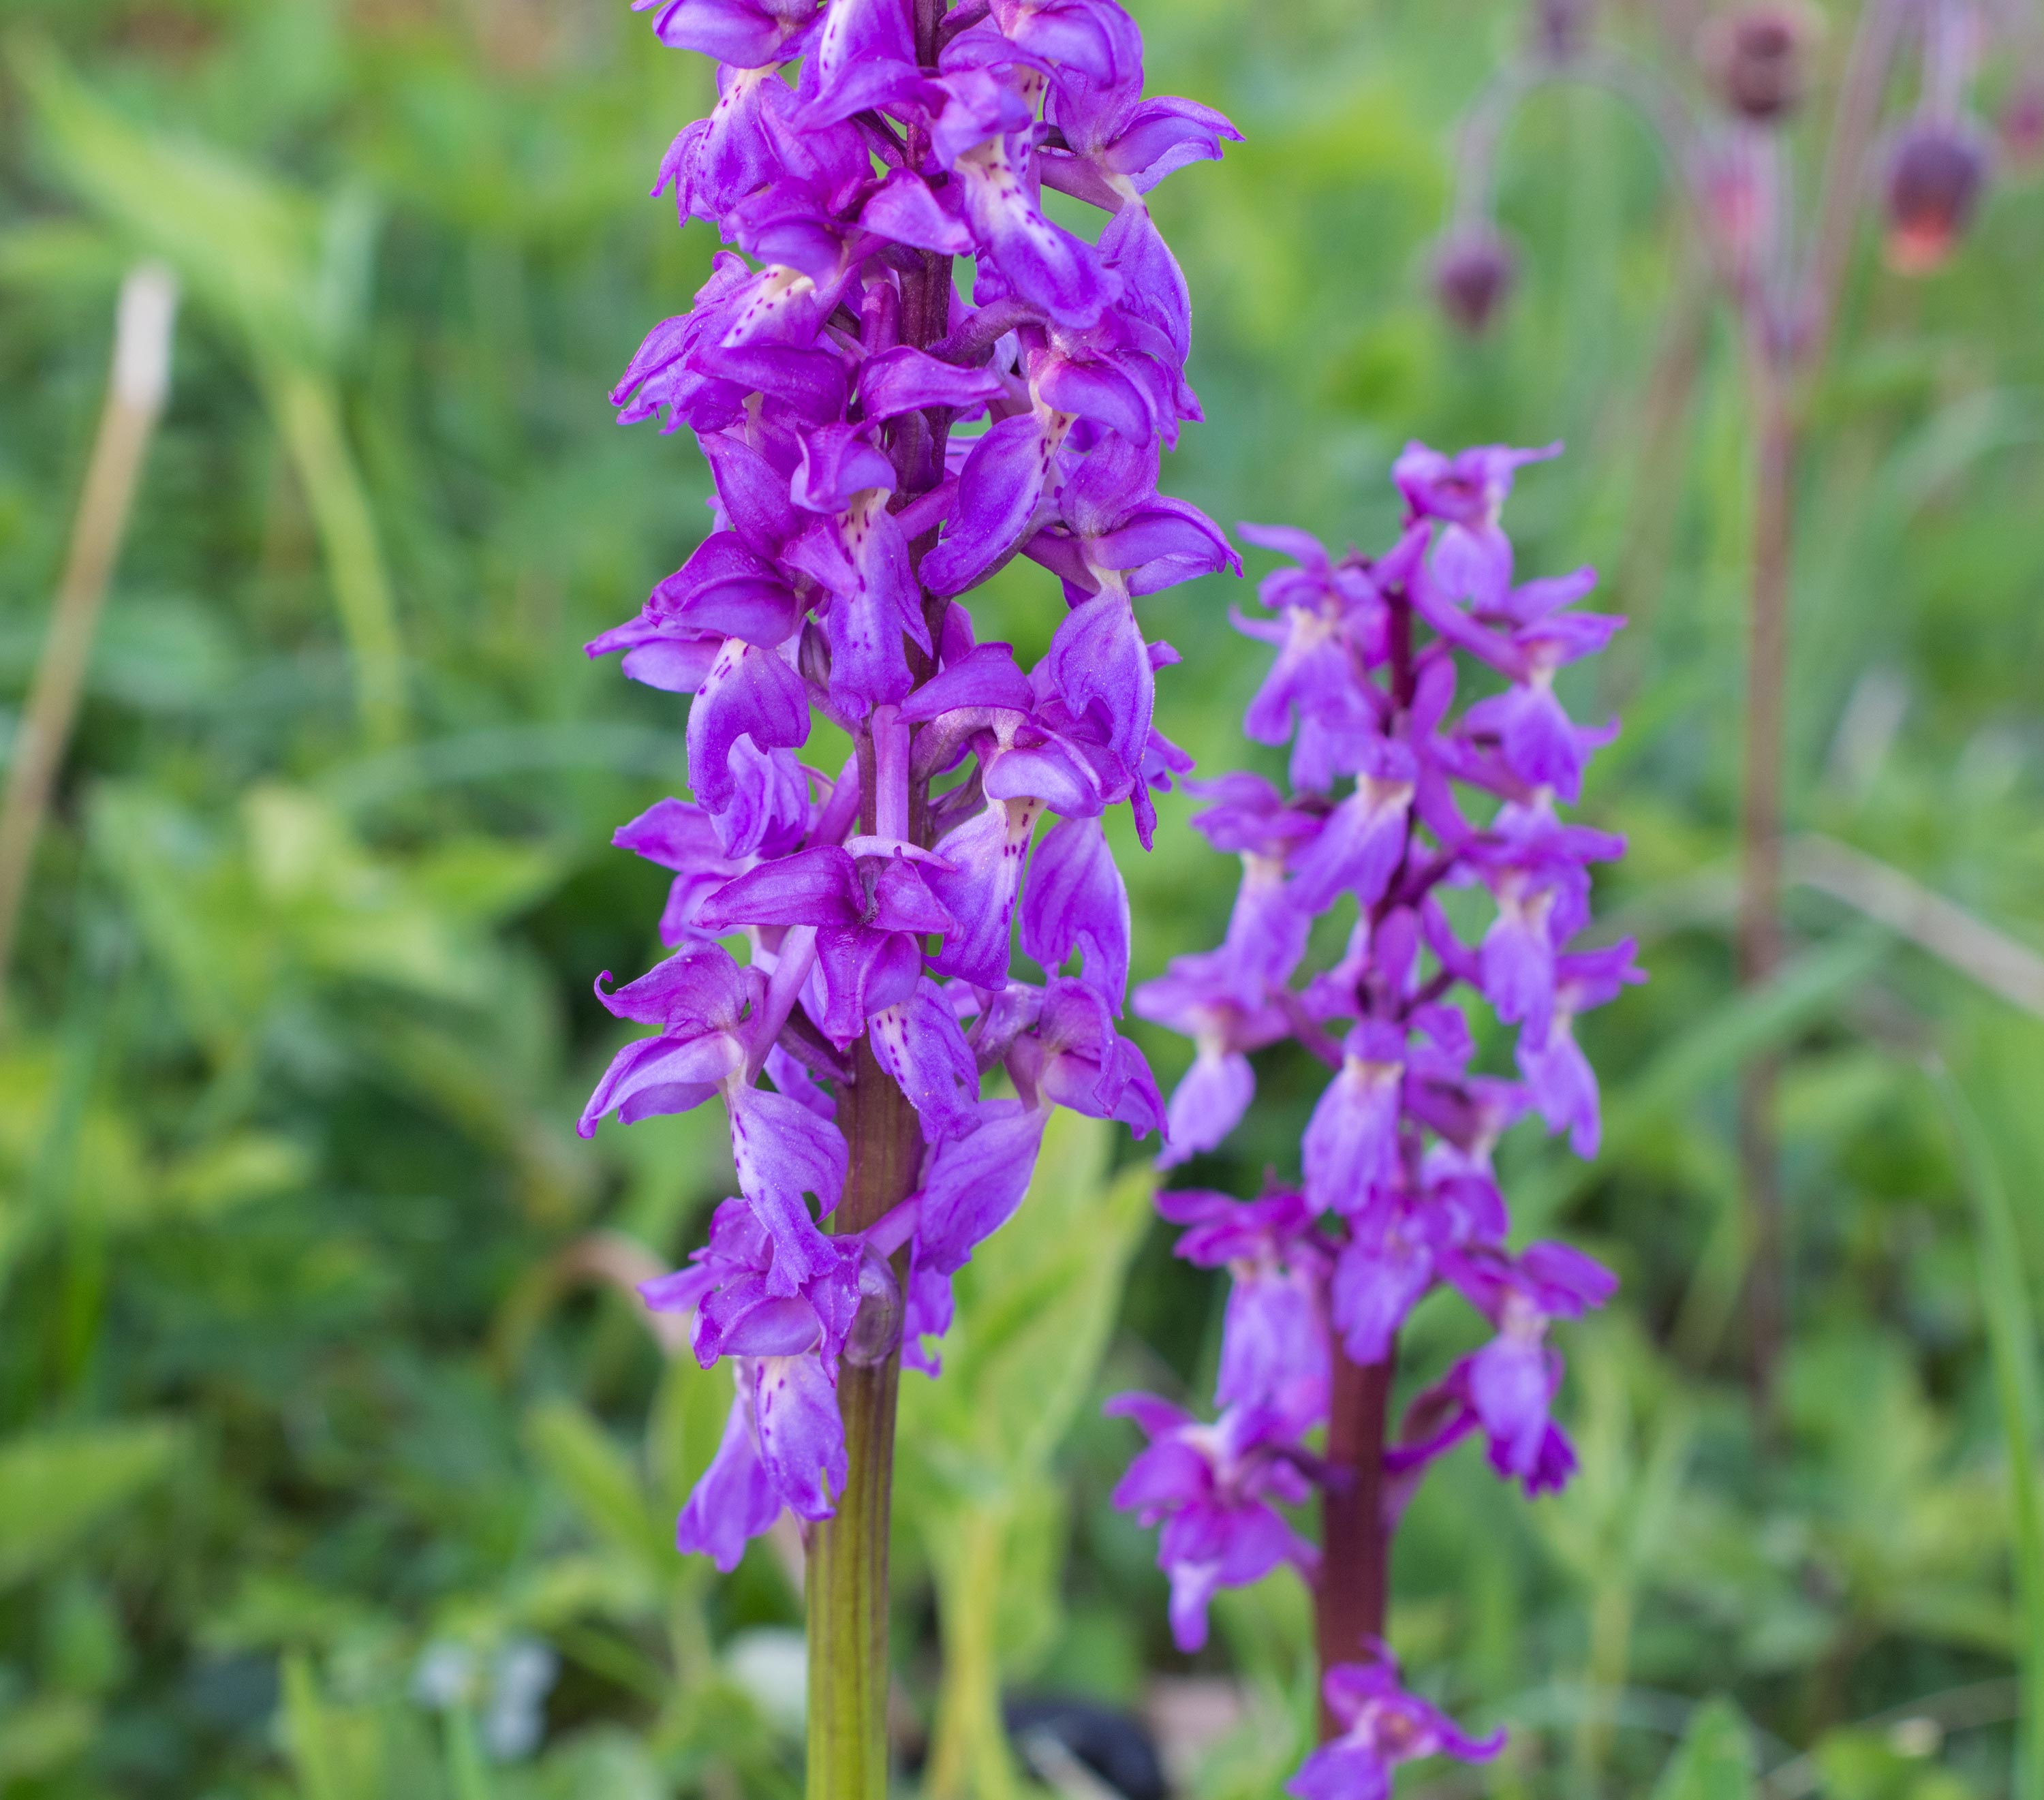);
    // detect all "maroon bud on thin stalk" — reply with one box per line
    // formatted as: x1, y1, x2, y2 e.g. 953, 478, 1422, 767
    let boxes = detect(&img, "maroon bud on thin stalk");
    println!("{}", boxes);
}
1703, 3, 1821, 125
1431, 224, 1517, 333
1883, 117, 1993, 273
